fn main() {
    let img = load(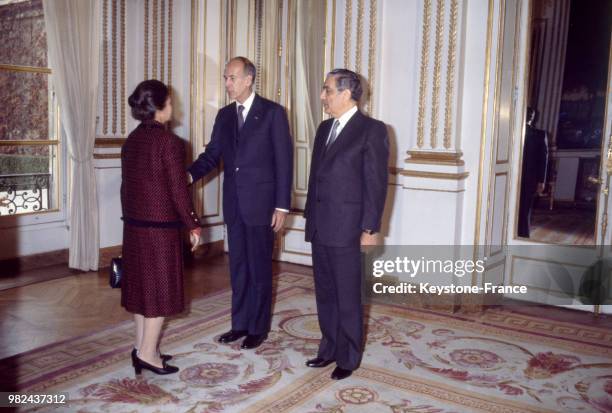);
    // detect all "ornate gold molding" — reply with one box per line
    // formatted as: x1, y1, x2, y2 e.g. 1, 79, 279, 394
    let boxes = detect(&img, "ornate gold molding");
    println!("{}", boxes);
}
120, 0, 126, 134
189, 0, 196, 146
483, 1, 506, 252
276, 0, 283, 101
355, 0, 364, 73
219, 0, 225, 106
153, 0, 158, 79
0, 64, 50, 73
160, 0, 165, 83
144, 0, 149, 79
230, 0, 237, 59
247, 0, 252, 57
343, 0, 352, 68
443, 0, 458, 149
402, 186, 466, 193
330, 0, 336, 72
189, 0, 200, 214
430, 0, 444, 149
102, 0, 108, 134
112, 0, 118, 134
400, 170, 469, 180
0, 140, 60, 146
416, 0, 432, 148
167, 0, 173, 87
285, 0, 293, 112
367, 0, 377, 114
472, 0, 494, 285
407, 150, 463, 160
405, 149, 465, 166
255, 0, 262, 92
